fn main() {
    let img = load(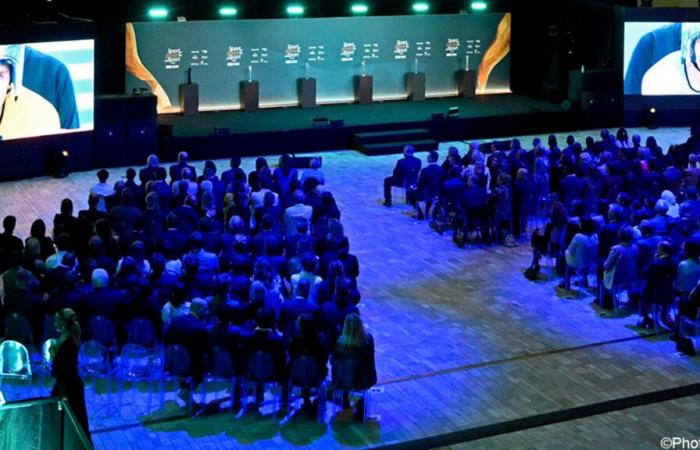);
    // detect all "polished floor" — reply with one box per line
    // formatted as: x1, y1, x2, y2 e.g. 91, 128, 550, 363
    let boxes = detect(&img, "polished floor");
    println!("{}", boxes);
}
1, 126, 699, 449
